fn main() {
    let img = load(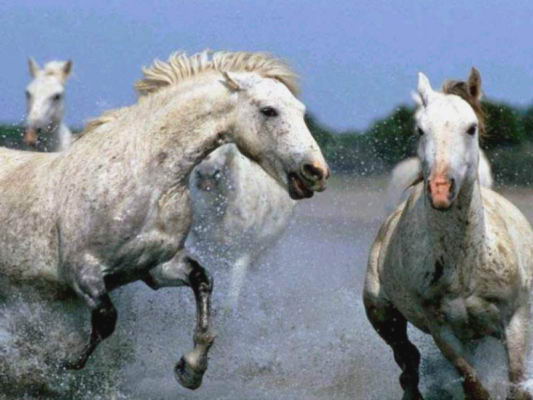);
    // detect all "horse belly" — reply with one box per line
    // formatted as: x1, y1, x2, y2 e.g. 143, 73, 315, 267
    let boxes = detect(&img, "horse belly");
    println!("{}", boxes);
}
0, 226, 62, 288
